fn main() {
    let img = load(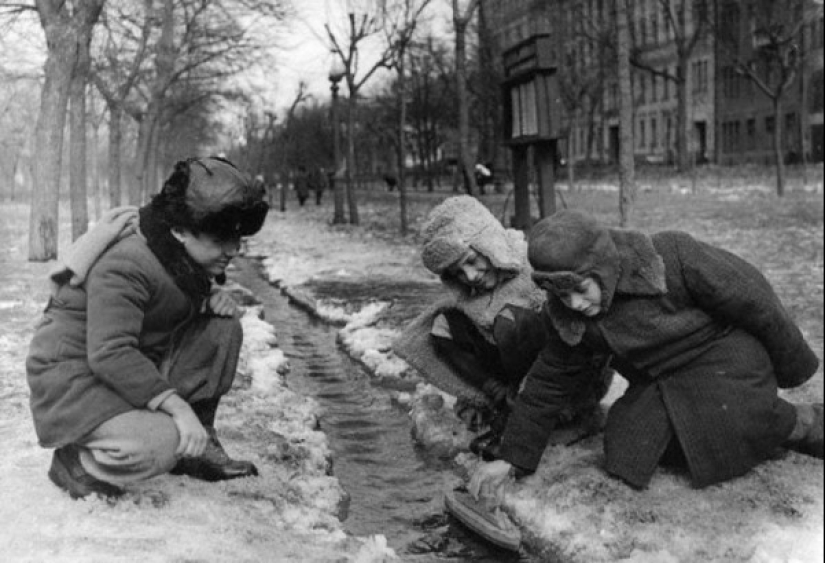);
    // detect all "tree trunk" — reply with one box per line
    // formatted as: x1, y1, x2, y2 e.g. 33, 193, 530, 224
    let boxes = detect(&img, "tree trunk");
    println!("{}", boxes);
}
345, 95, 360, 225
69, 45, 91, 241
772, 96, 786, 197
29, 15, 75, 260
108, 106, 124, 207
91, 117, 101, 219
134, 0, 174, 205
676, 58, 691, 172
454, 10, 477, 196
29, 0, 104, 260
397, 51, 409, 235
617, 0, 636, 226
